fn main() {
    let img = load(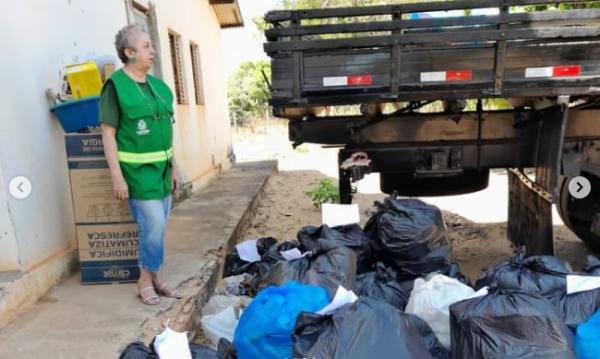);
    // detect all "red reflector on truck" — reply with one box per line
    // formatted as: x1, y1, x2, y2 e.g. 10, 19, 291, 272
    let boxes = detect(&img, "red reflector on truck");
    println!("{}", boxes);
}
525, 65, 581, 78
421, 70, 472, 82
553, 65, 581, 77
323, 75, 373, 87
446, 70, 473, 81
348, 75, 373, 86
